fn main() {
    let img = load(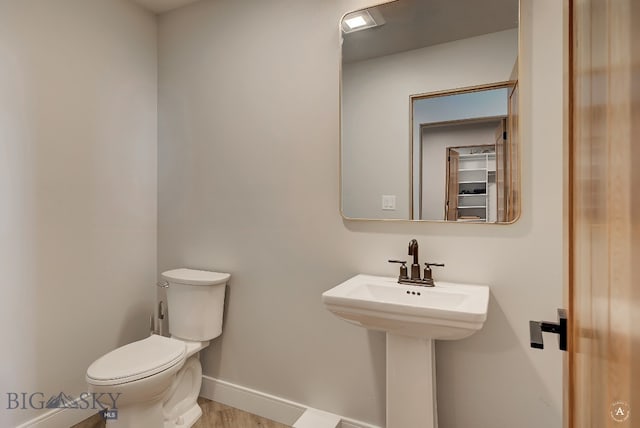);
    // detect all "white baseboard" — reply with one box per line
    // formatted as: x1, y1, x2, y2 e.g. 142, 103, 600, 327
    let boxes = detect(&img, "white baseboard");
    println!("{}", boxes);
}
341, 420, 382, 428
200, 375, 381, 428
14, 398, 96, 428
199, 375, 305, 425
